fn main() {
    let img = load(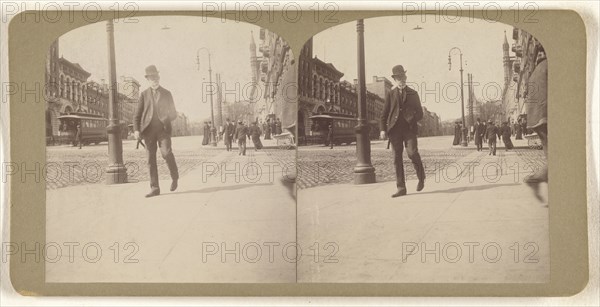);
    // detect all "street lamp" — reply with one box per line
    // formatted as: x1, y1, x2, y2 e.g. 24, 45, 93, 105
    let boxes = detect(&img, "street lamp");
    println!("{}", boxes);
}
353, 19, 376, 184
448, 47, 468, 147
105, 19, 127, 184
197, 47, 217, 146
